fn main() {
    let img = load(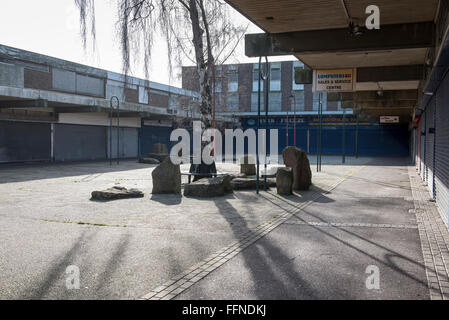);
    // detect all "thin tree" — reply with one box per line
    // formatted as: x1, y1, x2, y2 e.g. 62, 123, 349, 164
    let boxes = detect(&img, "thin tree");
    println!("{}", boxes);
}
75, 0, 247, 132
